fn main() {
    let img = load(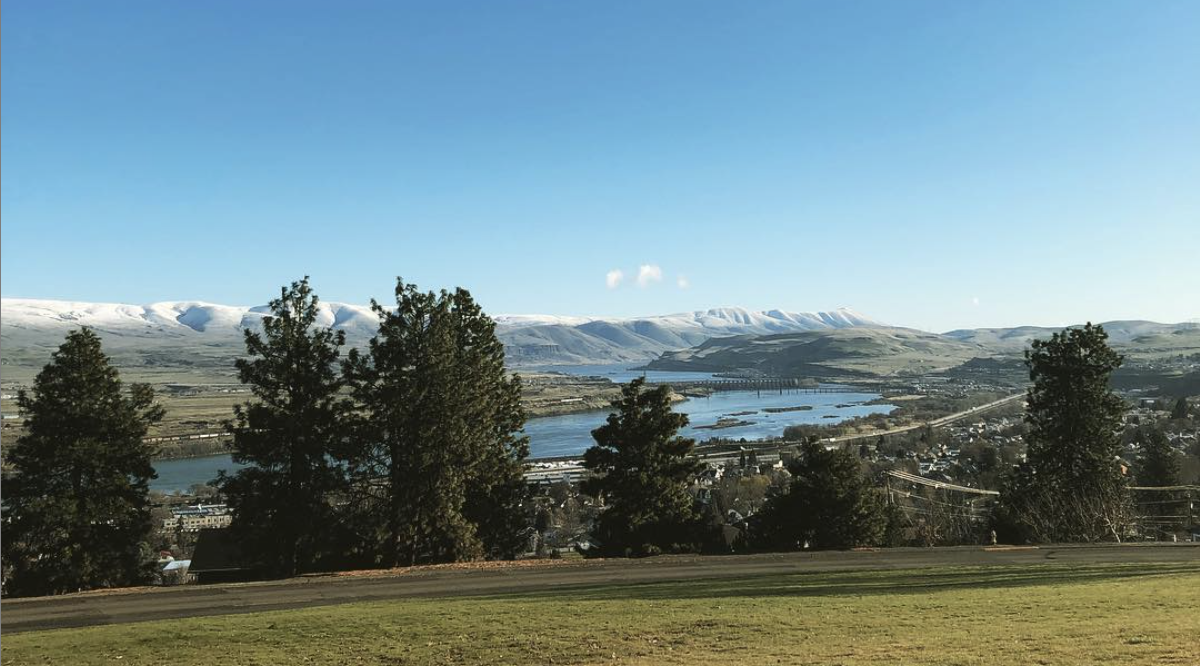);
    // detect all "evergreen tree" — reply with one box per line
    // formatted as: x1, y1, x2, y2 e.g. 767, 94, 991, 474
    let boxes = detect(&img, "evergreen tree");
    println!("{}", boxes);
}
218, 278, 352, 577
751, 440, 886, 550
345, 280, 529, 566
995, 324, 1130, 542
1134, 427, 1180, 487
2, 329, 164, 596
1170, 396, 1190, 421
450, 288, 532, 559
581, 378, 708, 556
